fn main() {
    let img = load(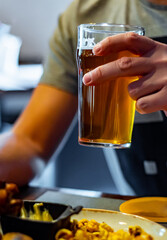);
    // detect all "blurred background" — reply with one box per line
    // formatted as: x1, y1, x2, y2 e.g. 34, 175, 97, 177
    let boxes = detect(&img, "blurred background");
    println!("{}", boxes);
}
0, 0, 119, 195
0, 0, 73, 61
